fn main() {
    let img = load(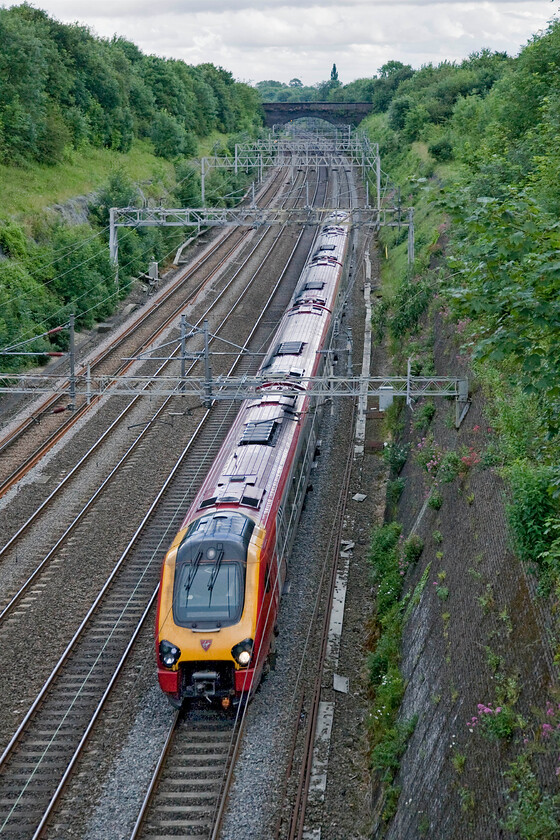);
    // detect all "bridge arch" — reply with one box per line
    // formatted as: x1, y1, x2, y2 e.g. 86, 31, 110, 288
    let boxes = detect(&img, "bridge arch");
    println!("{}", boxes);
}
262, 101, 373, 128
